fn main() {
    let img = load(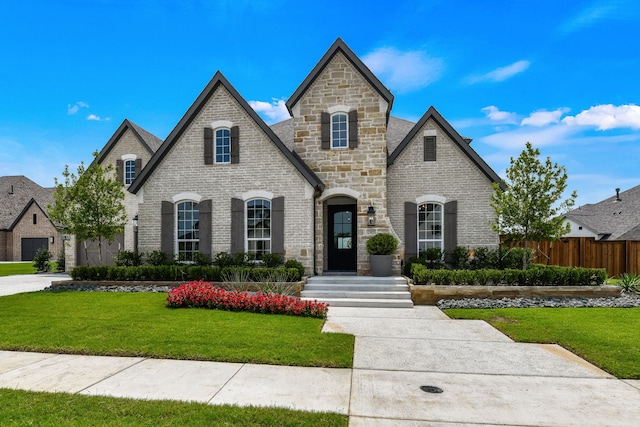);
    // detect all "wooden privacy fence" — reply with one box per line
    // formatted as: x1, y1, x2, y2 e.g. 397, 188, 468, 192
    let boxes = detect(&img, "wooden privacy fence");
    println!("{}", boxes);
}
510, 237, 640, 278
